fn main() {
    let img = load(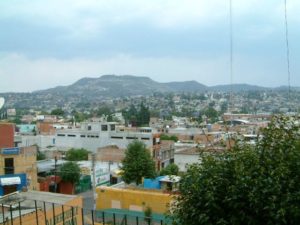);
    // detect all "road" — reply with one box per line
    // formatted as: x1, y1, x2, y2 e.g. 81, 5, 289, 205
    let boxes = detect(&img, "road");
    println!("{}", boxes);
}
78, 190, 95, 211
